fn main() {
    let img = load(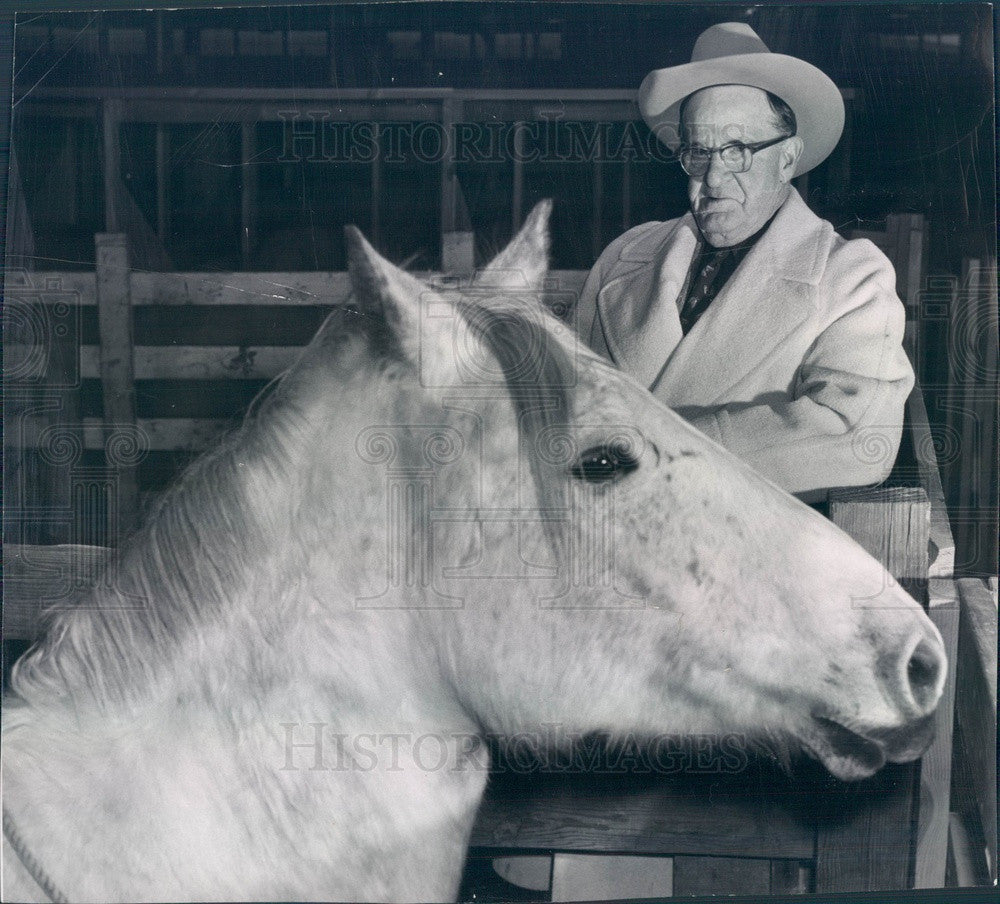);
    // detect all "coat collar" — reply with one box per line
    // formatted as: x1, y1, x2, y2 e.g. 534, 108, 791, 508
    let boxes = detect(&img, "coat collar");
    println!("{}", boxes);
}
616, 187, 830, 283
594, 188, 834, 399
